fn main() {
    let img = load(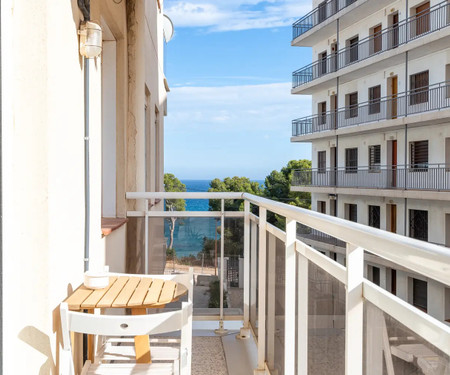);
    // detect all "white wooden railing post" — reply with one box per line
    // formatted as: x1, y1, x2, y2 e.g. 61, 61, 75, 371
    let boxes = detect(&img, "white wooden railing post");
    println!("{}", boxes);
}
144, 199, 149, 274
297, 247, 308, 375
250, 219, 257, 332
255, 207, 267, 374
285, 219, 297, 374
238, 200, 251, 339
345, 244, 364, 375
